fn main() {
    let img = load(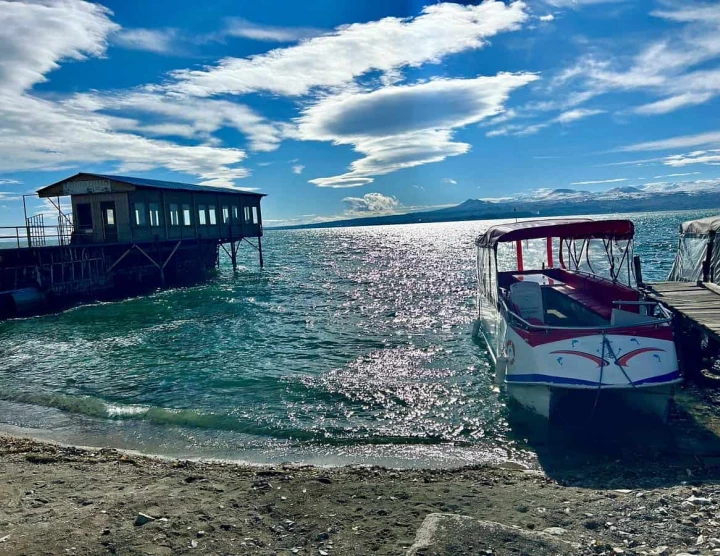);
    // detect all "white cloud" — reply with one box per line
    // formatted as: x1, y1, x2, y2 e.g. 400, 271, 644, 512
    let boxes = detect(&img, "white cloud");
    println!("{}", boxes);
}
223, 18, 324, 42
486, 122, 549, 137
292, 164, 305, 174
652, 4, 720, 24
634, 92, 713, 115
663, 150, 720, 167
67, 91, 285, 152
0, 0, 118, 93
113, 28, 178, 54
571, 178, 627, 185
0, 179, 20, 185
620, 131, 720, 152
168, 1, 528, 97
555, 108, 604, 123
342, 192, 400, 214
539, 14, 555, 22
544, 0, 625, 6
297, 73, 539, 188
486, 106, 603, 136
552, 4, 720, 116
443, 178, 457, 185
654, 172, 701, 178
0, 0, 252, 188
